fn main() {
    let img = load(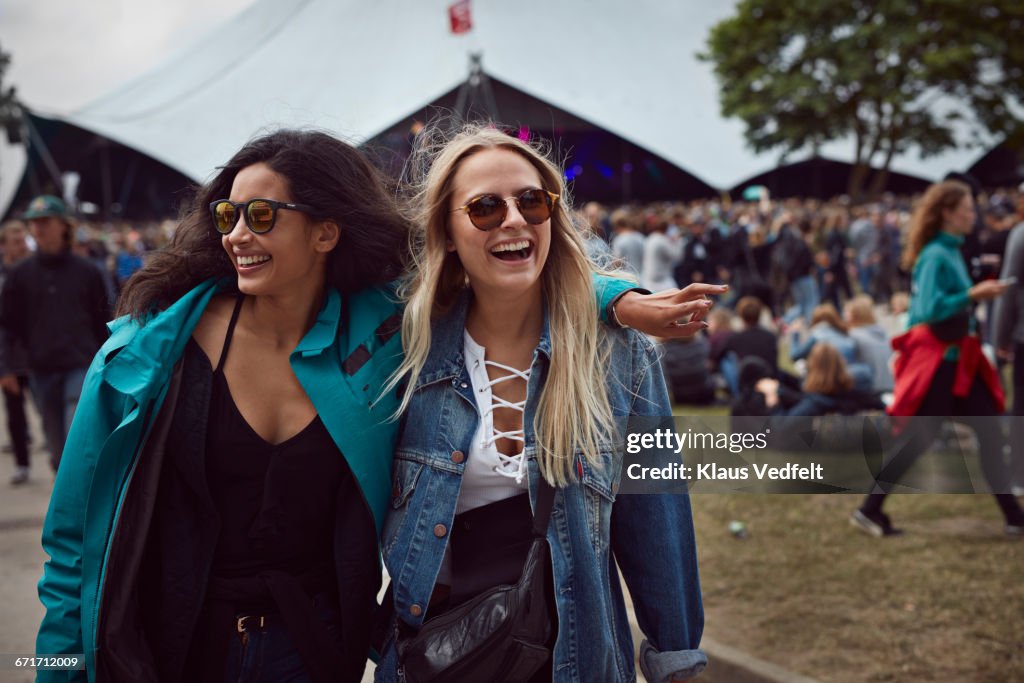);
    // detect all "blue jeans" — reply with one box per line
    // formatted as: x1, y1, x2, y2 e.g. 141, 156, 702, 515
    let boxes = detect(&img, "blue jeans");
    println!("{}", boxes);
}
719, 352, 740, 395
857, 263, 878, 300
223, 595, 344, 683
224, 621, 311, 683
28, 367, 87, 471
